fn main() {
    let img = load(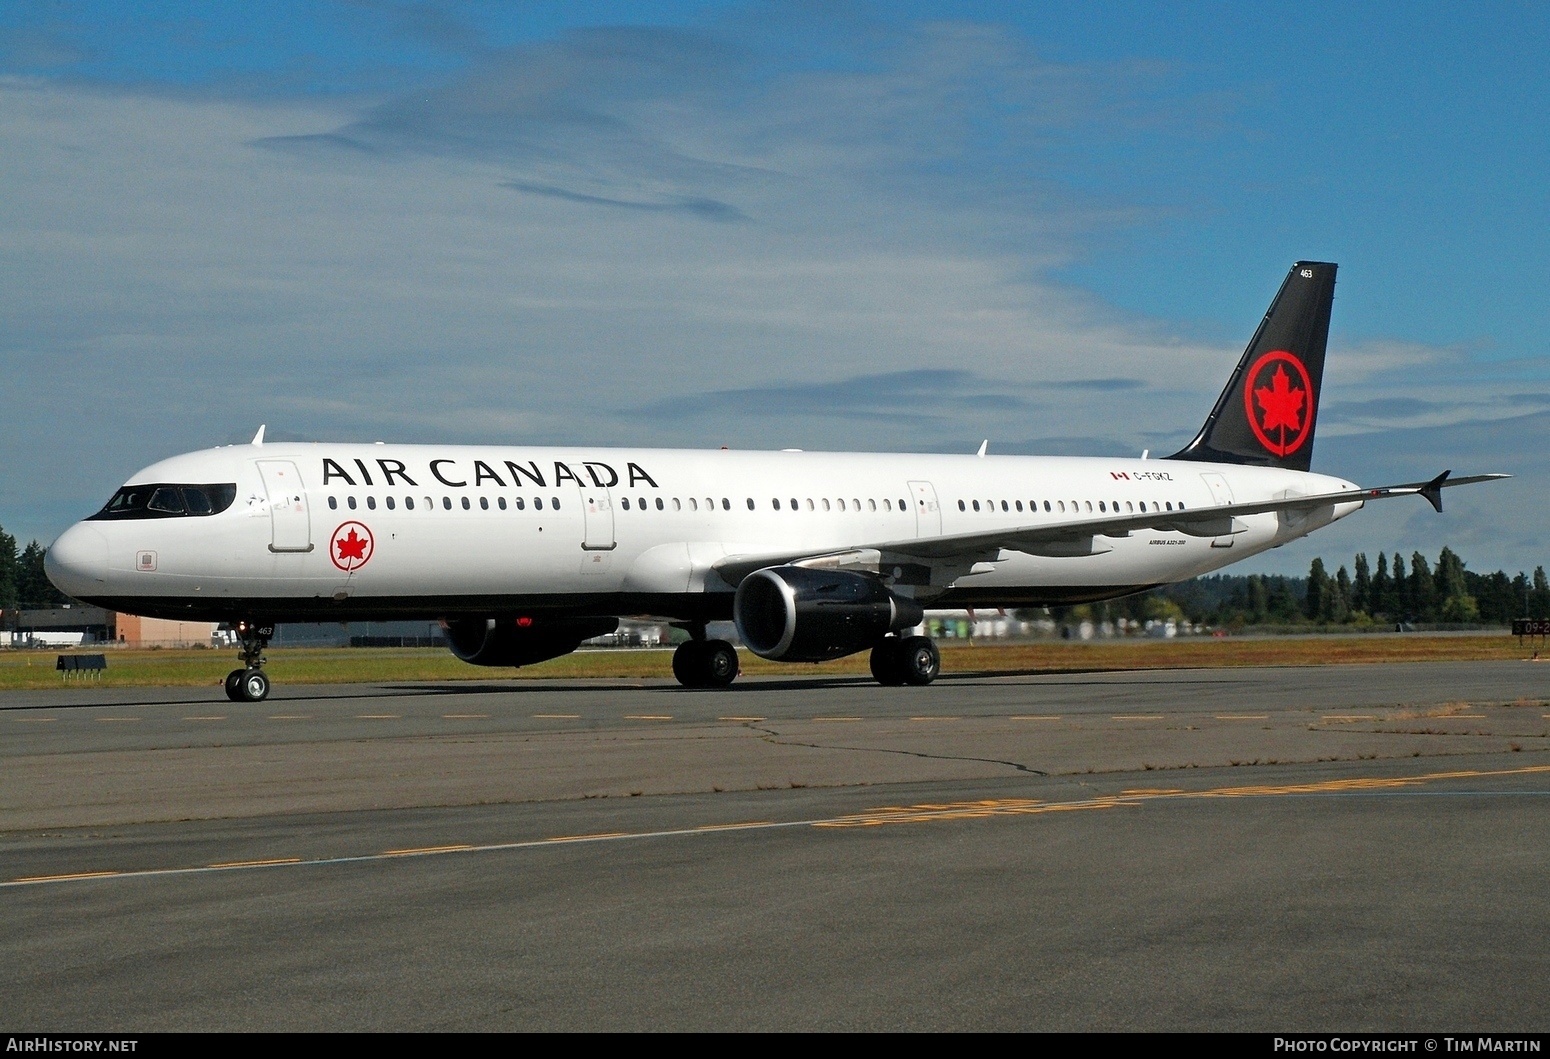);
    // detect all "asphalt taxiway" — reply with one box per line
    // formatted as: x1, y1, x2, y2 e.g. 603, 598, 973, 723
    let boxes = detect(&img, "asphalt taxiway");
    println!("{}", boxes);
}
3, 660, 1548, 1030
